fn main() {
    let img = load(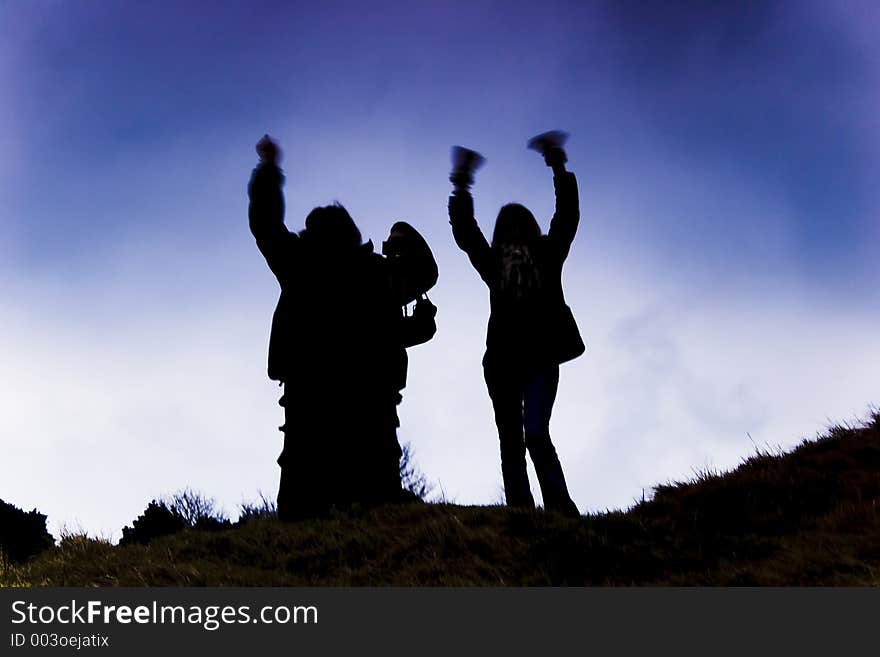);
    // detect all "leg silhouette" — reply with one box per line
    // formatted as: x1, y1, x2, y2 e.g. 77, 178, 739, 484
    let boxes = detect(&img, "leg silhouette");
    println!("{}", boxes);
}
523, 367, 578, 516
485, 367, 535, 507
